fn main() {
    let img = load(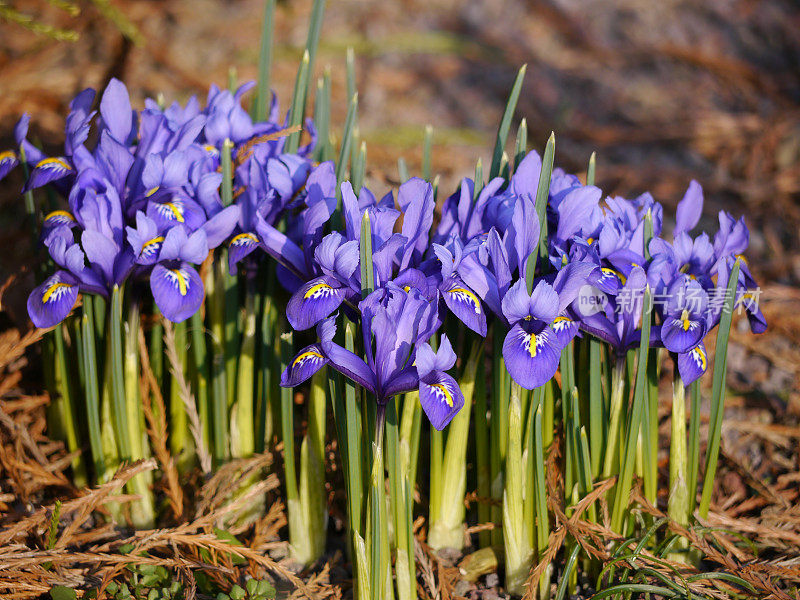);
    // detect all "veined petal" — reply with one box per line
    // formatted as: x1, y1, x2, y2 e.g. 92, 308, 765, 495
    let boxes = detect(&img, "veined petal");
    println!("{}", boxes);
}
419, 371, 465, 430
0, 150, 18, 181
503, 323, 560, 390
42, 209, 77, 239
228, 232, 260, 273
146, 196, 206, 232
27, 271, 79, 328
442, 278, 487, 336
590, 266, 624, 295
280, 343, 329, 387
677, 342, 708, 385
150, 263, 204, 322
136, 235, 165, 265
286, 277, 346, 331
550, 315, 580, 348
24, 157, 72, 191
661, 315, 705, 354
